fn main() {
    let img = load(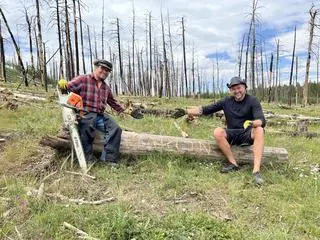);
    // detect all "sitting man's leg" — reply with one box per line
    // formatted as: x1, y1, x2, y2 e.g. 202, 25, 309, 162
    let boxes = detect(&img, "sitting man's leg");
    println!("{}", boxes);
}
97, 114, 122, 163
79, 113, 97, 162
251, 127, 264, 185
213, 127, 239, 172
